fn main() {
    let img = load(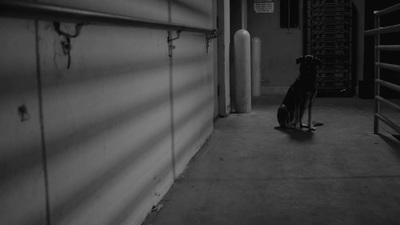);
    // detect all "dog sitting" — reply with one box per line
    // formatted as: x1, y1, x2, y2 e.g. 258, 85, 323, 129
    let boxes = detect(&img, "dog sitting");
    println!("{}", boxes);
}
277, 55, 322, 130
